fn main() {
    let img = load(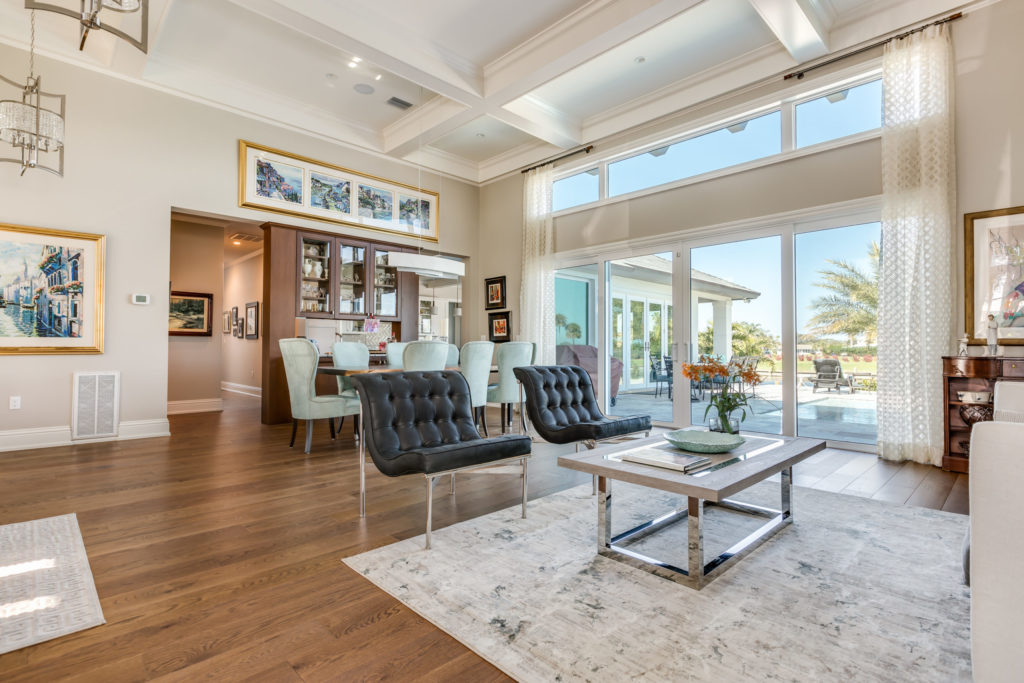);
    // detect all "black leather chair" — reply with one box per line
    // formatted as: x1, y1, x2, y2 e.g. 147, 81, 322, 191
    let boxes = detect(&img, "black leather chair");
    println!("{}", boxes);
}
350, 370, 532, 548
514, 365, 651, 492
